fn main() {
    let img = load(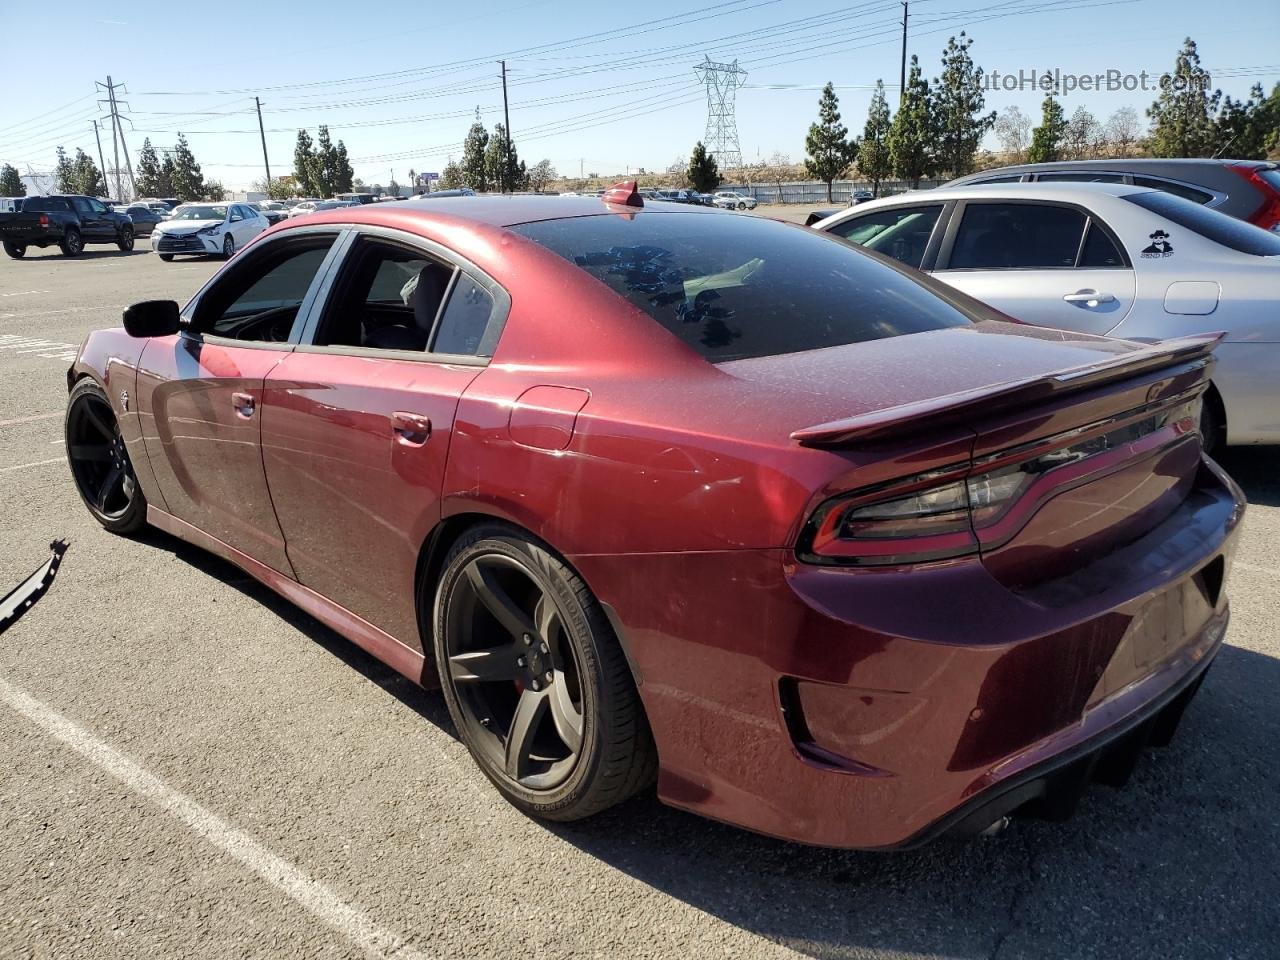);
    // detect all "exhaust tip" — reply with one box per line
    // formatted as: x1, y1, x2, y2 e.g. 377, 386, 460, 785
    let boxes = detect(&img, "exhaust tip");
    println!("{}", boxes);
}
980, 815, 1012, 838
